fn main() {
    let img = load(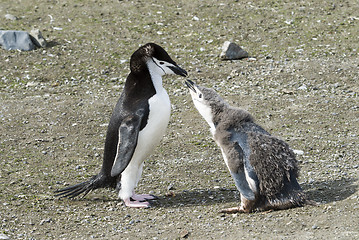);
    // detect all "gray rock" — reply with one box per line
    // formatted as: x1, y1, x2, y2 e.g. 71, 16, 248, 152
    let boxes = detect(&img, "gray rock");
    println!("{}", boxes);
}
5, 14, 17, 21
0, 30, 35, 51
30, 29, 47, 47
220, 41, 248, 60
